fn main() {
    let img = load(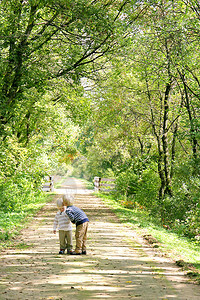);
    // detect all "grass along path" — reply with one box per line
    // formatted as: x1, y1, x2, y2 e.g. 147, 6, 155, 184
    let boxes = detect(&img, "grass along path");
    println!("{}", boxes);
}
99, 193, 200, 278
0, 177, 199, 300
